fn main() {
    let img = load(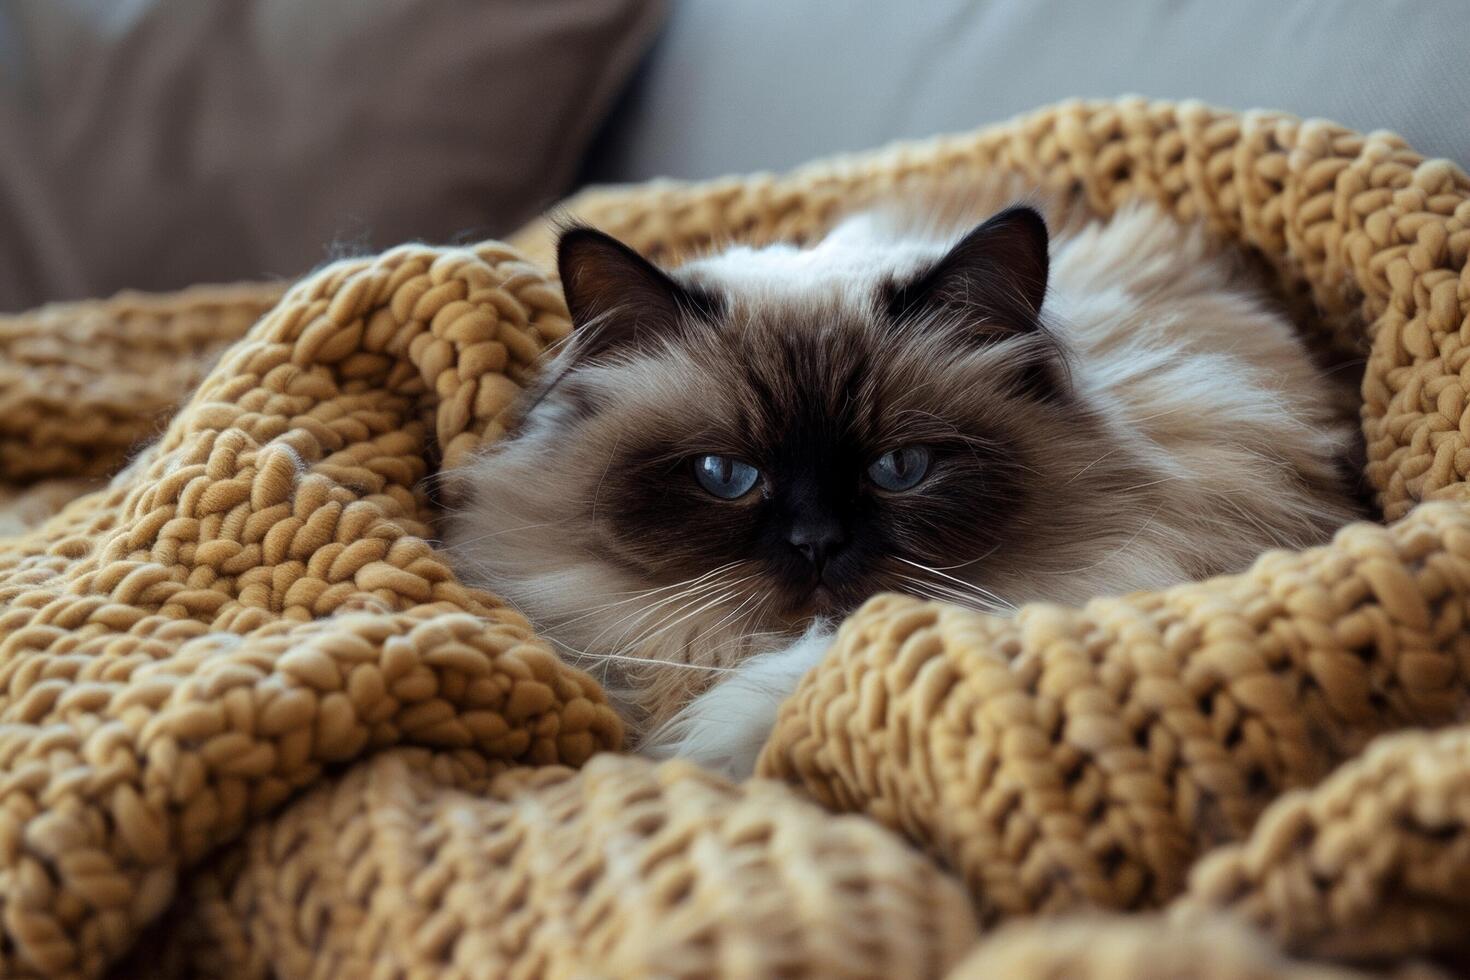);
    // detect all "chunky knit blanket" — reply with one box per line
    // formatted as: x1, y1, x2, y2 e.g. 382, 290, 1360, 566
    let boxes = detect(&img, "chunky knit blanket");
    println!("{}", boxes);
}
2, 98, 1469, 979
